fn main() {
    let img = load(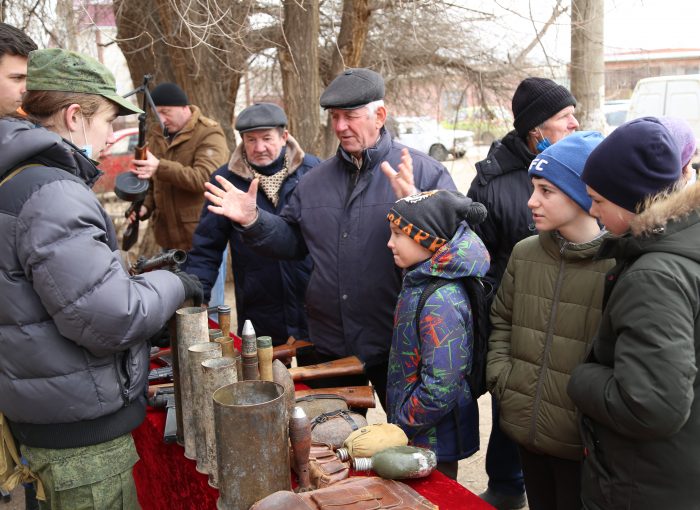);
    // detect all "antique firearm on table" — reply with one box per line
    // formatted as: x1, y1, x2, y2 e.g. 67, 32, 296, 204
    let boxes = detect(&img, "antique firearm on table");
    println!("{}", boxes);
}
288, 356, 365, 382
147, 385, 177, 443
295, 385, 375, 409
